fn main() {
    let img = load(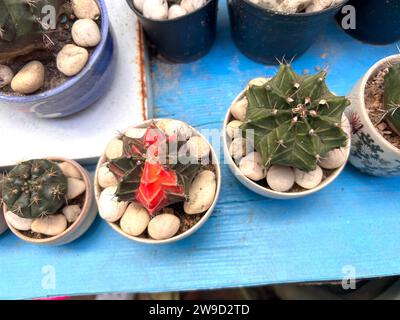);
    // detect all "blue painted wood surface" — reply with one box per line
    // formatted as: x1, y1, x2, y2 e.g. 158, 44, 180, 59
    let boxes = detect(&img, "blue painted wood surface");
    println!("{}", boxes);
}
1, 3, 400, 300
